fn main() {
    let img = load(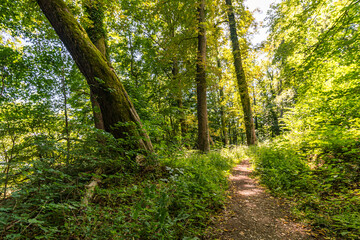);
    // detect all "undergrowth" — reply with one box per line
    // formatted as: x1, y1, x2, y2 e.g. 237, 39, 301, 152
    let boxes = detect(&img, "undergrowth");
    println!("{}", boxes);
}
0, 132, 237, 239
249, 134, 360, 240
